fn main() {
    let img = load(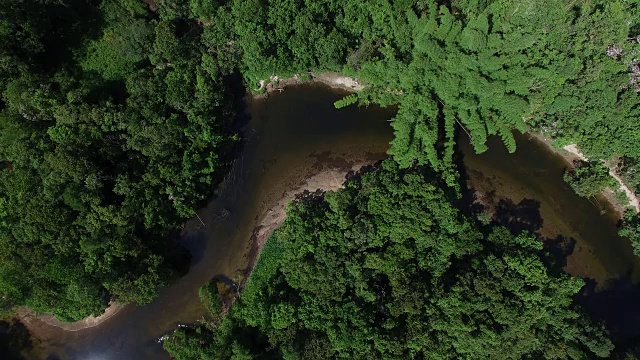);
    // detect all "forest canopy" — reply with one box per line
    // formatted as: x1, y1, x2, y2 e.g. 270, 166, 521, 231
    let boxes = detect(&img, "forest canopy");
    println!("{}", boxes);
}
0, 0, 236, 320
164, 160, 614, 359
1, 0, 640, 334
